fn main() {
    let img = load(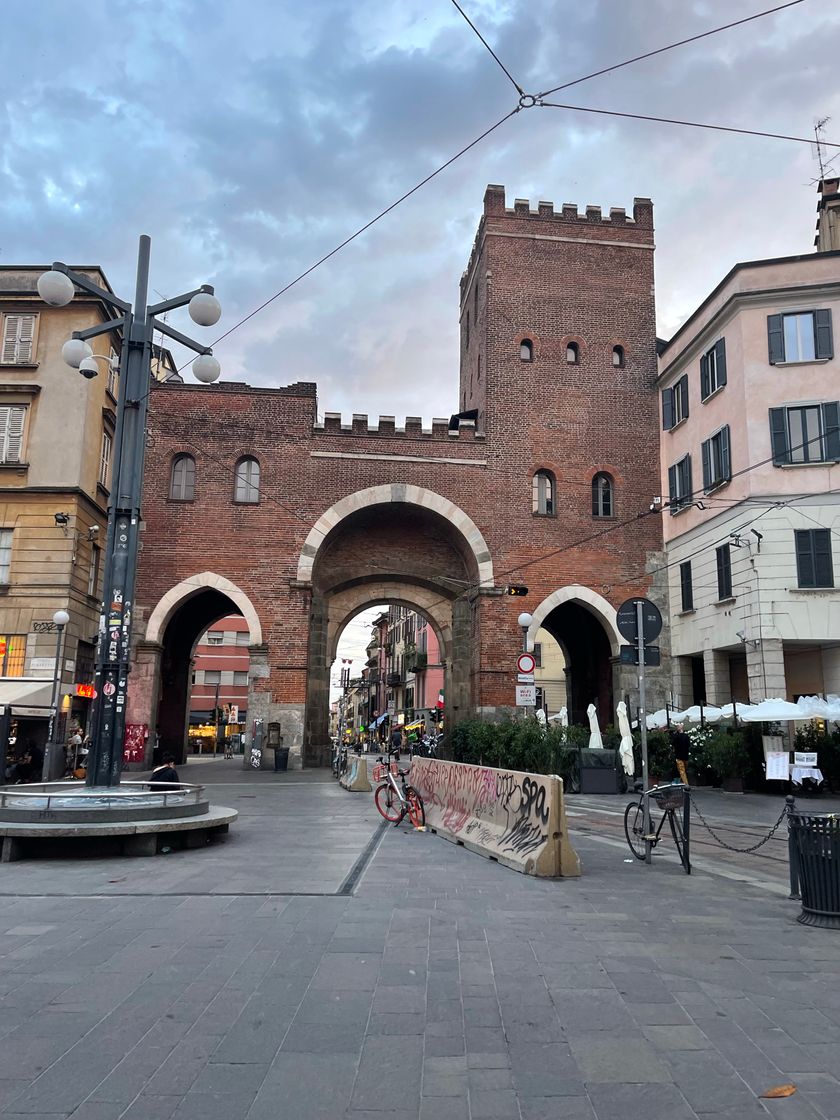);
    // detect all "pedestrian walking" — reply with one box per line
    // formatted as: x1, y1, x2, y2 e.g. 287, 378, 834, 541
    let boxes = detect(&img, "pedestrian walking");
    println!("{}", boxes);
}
671, 723, 690, 785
